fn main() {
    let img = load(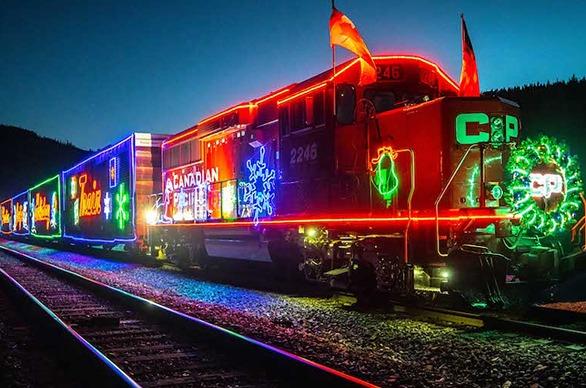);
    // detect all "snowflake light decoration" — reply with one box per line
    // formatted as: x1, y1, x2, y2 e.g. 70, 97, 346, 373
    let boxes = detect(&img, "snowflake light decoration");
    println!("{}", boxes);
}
240, 146, 276, 225
505, 135, 583, 235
